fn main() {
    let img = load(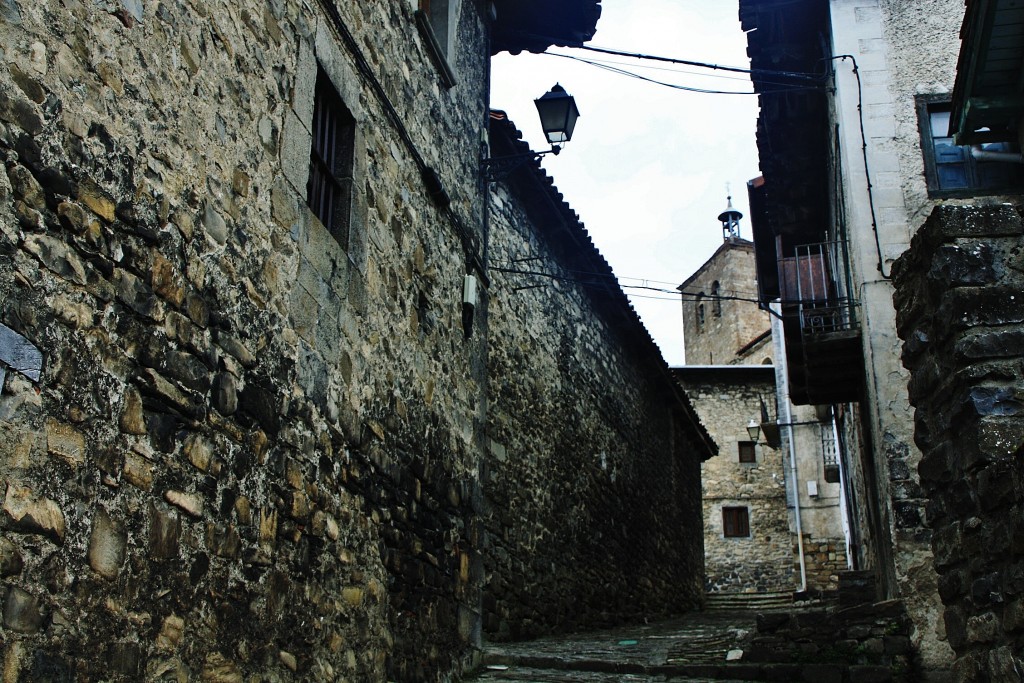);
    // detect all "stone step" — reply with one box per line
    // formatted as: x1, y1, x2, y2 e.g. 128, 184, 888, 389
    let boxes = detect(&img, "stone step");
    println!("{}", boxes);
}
472, 665, 762, 682
470, 659, 892, 682
704, 591, 794, 610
